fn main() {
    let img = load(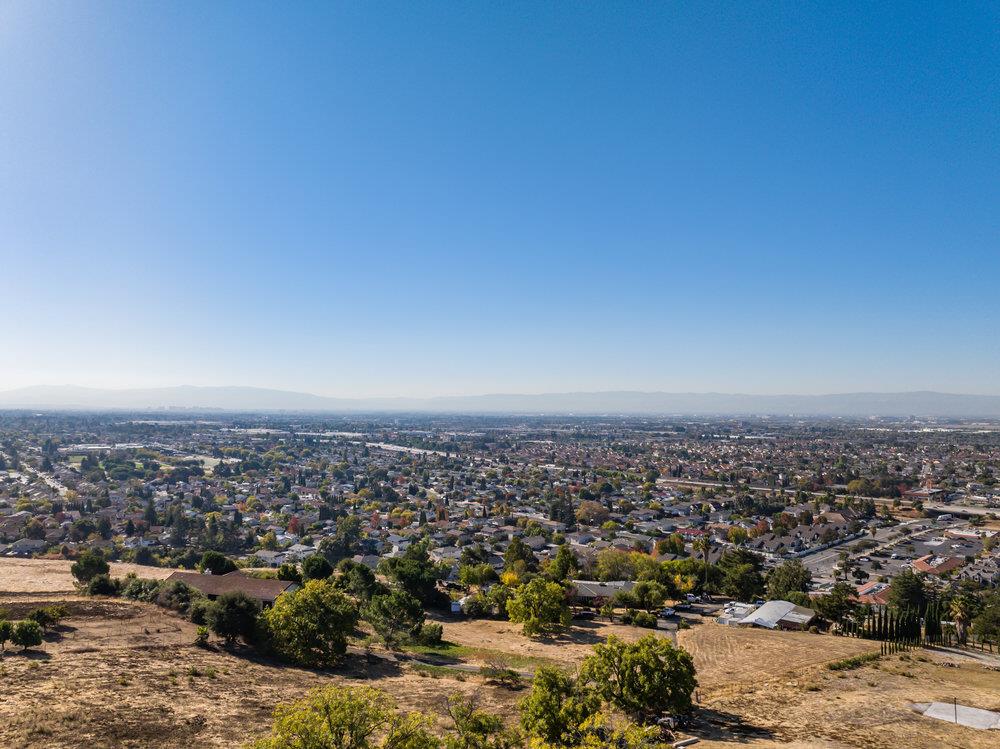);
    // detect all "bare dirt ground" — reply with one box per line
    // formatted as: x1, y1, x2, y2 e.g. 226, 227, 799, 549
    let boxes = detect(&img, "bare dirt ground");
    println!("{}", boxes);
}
0, 557, 174, 594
